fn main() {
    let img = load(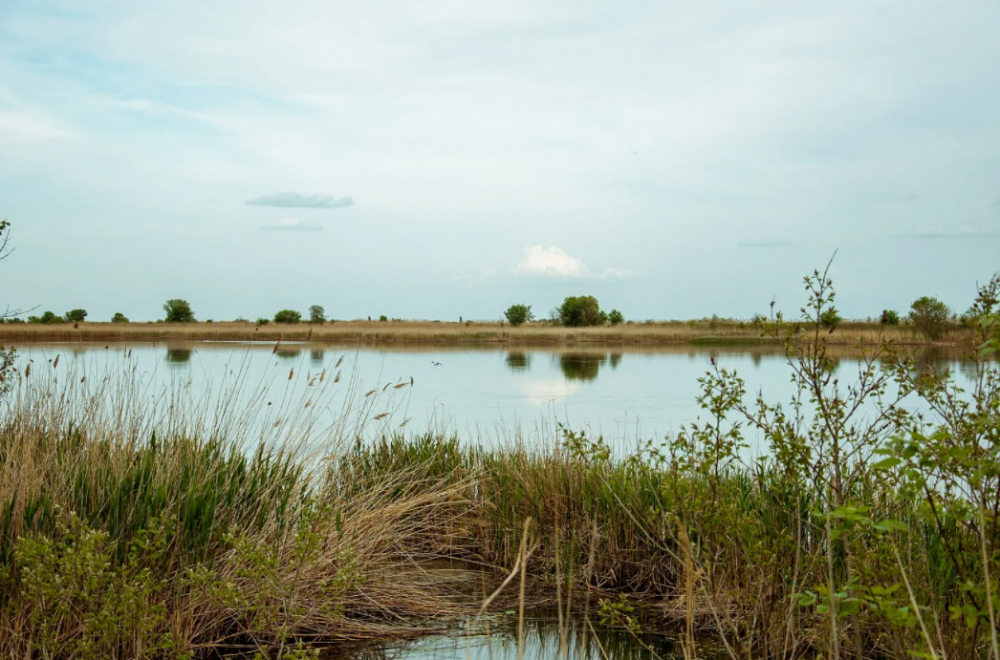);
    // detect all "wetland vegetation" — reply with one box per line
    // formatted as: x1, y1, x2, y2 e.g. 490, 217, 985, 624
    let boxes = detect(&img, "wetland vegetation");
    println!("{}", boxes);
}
0, 267, 998, 658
